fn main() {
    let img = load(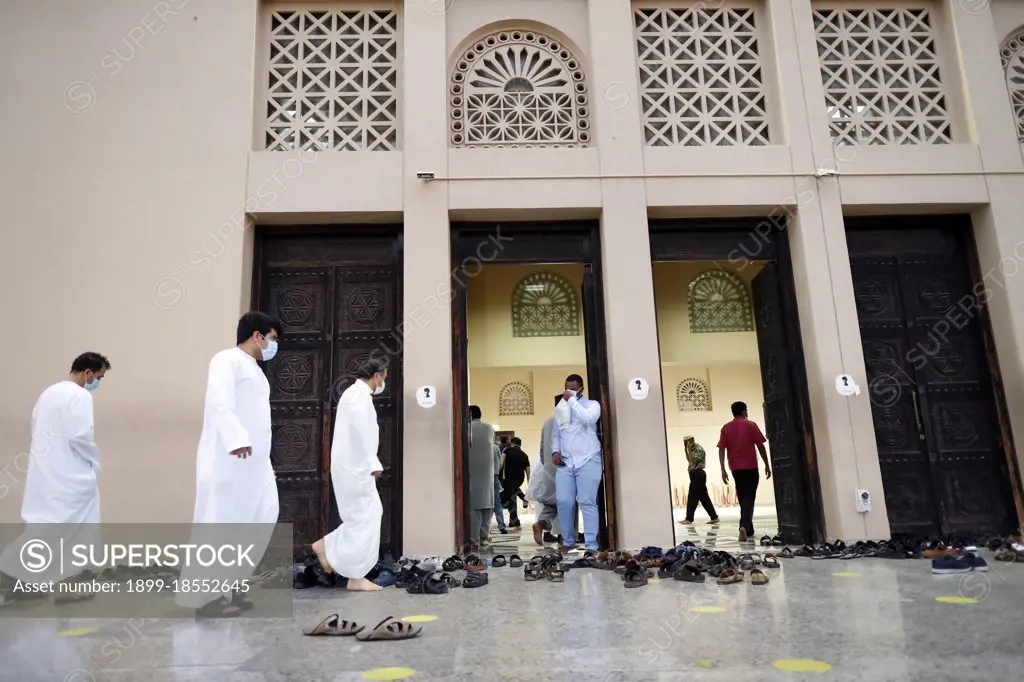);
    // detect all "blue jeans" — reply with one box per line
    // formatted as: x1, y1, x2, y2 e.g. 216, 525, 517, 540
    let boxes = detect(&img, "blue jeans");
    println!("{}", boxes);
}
555, 456, 602, 551
493, 477, 506, 530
